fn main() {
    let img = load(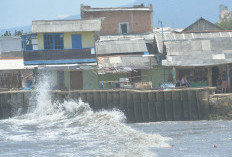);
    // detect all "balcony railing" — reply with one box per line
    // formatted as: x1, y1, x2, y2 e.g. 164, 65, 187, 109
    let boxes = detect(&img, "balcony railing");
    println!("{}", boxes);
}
23, 48, 96, 65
